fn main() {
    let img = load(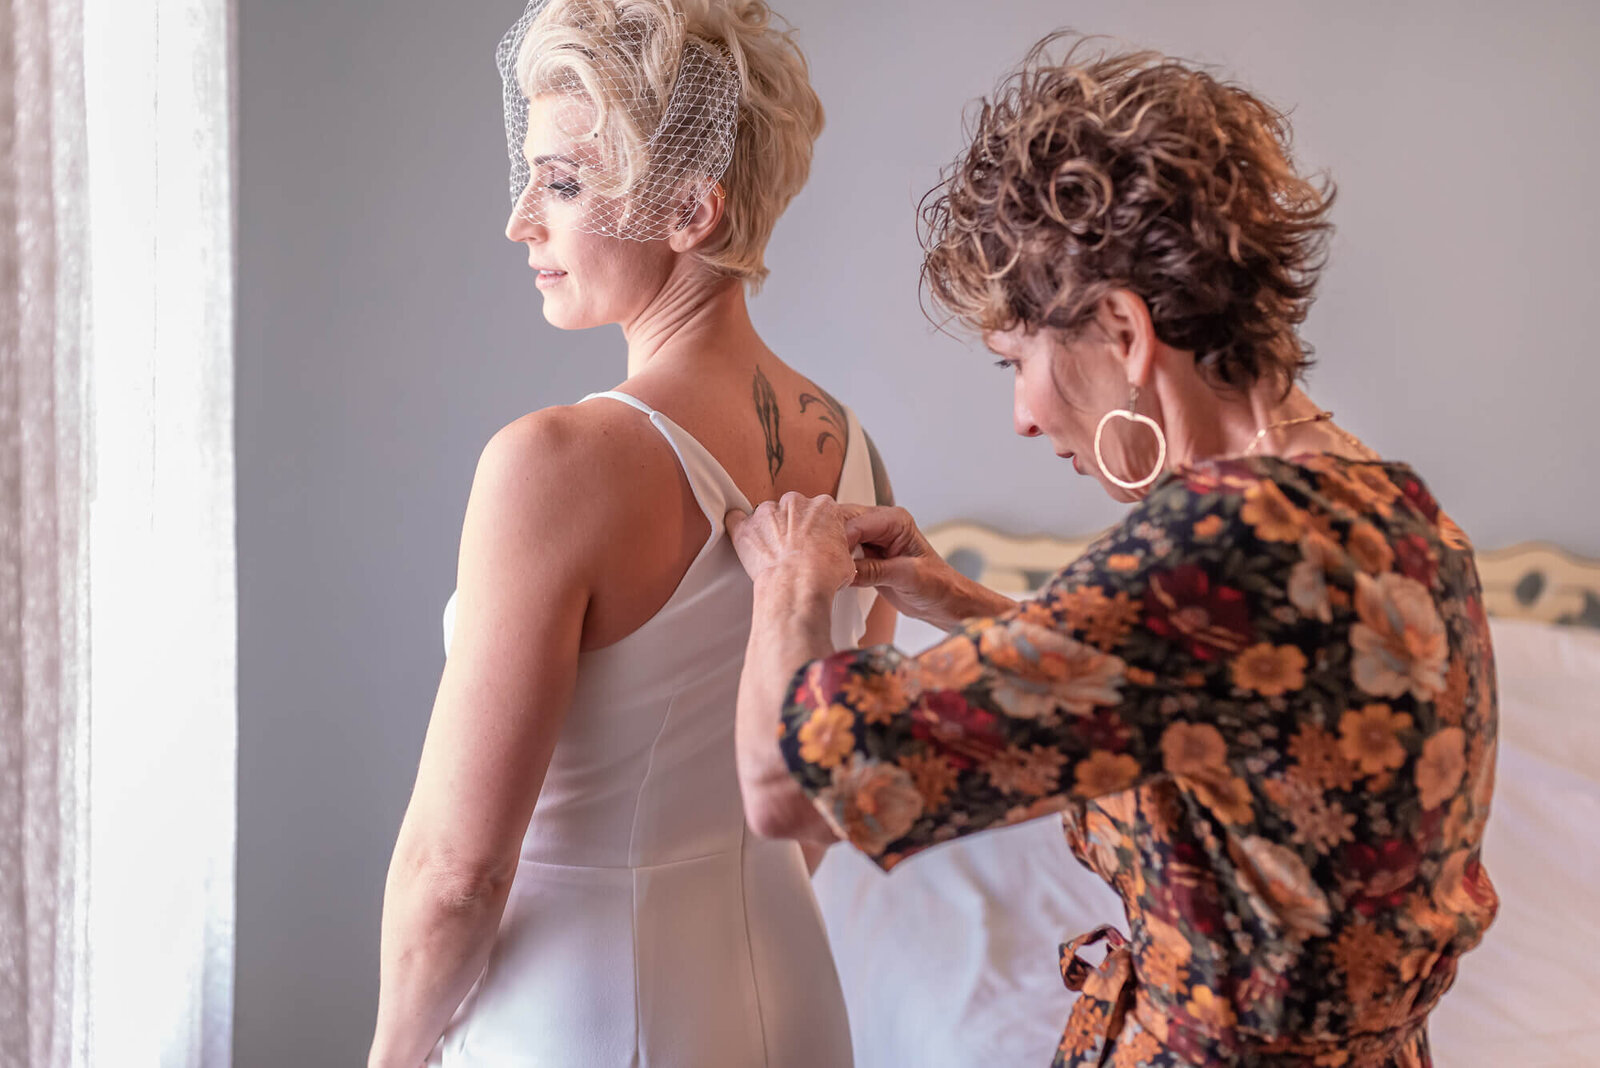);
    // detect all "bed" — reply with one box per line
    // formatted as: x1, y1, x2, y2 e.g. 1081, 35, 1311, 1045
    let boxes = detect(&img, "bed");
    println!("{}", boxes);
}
810, 527, 1600, 1067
